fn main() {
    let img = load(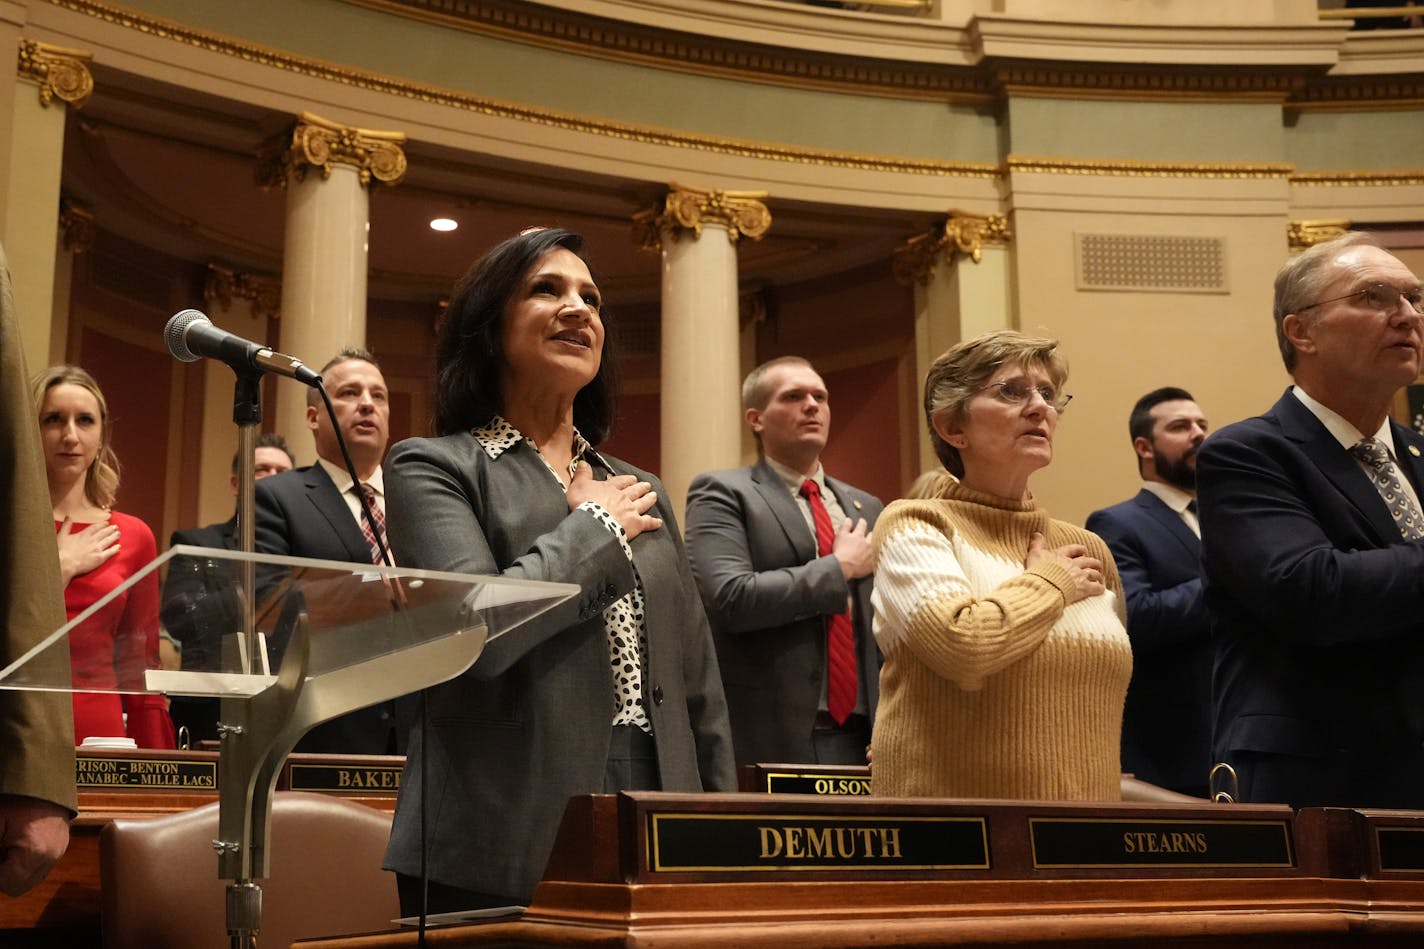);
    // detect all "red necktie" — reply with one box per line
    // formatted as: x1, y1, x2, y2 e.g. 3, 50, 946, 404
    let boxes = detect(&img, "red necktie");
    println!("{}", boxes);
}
357, 483, 389, 565
800, 479, 857, 724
